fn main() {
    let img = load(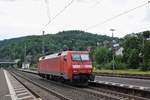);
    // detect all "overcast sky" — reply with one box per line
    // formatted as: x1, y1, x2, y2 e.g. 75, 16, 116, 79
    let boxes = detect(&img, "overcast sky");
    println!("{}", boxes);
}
0, 0, 149, 40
